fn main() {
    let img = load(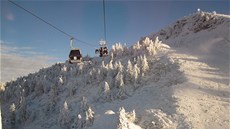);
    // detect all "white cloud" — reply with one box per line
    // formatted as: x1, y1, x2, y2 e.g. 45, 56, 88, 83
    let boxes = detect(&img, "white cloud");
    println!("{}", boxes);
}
0, 42, 57, 83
